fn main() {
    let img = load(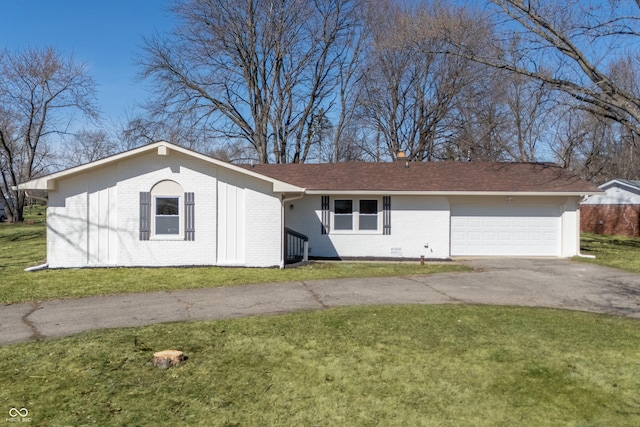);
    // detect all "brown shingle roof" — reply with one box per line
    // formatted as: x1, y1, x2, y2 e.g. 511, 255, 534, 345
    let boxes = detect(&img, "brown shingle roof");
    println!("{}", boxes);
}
242, 161, 600, 193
